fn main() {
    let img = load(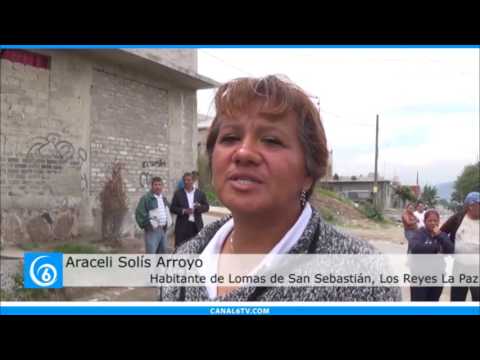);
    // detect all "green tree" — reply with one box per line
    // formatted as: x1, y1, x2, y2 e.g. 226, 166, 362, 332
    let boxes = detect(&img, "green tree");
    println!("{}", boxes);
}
437, 198, 456, 211
451, 162, 480, 203
197, 153, 222, 206
394, 185, 416, 204
421, 184, 439, 208
441, 199, 462, 212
